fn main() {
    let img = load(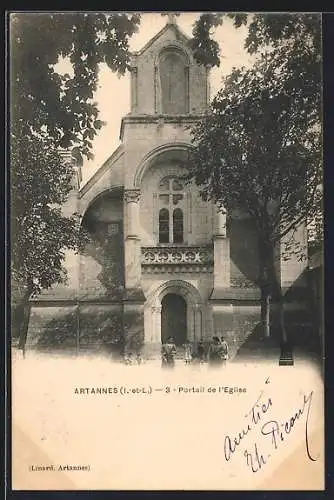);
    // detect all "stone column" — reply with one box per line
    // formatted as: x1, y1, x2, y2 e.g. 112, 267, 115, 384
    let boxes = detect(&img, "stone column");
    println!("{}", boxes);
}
193, 304, 203, 341
124, 189, 142, 290
123, 189, 145, 355
152, 306, 162, 343
60, 159, 81, 299
213, 206, 230, 288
